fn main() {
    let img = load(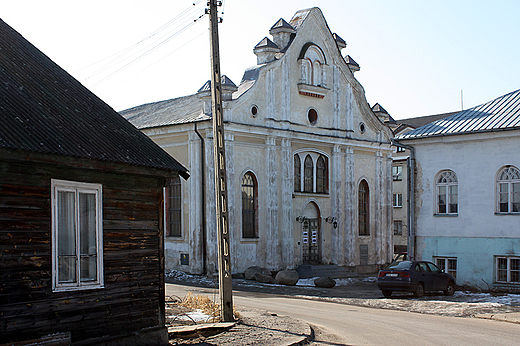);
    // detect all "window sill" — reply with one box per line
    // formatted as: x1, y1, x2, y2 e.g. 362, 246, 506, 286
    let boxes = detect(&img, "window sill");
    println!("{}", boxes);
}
53, 284, 104, 293
165, 236, 185, 241
393, 206, 403, 208
241, 237, 259, 243
495, 212, 520, 216
433, 214, 458, 217
297, 83, 329, 98
293, 192, 329, 197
